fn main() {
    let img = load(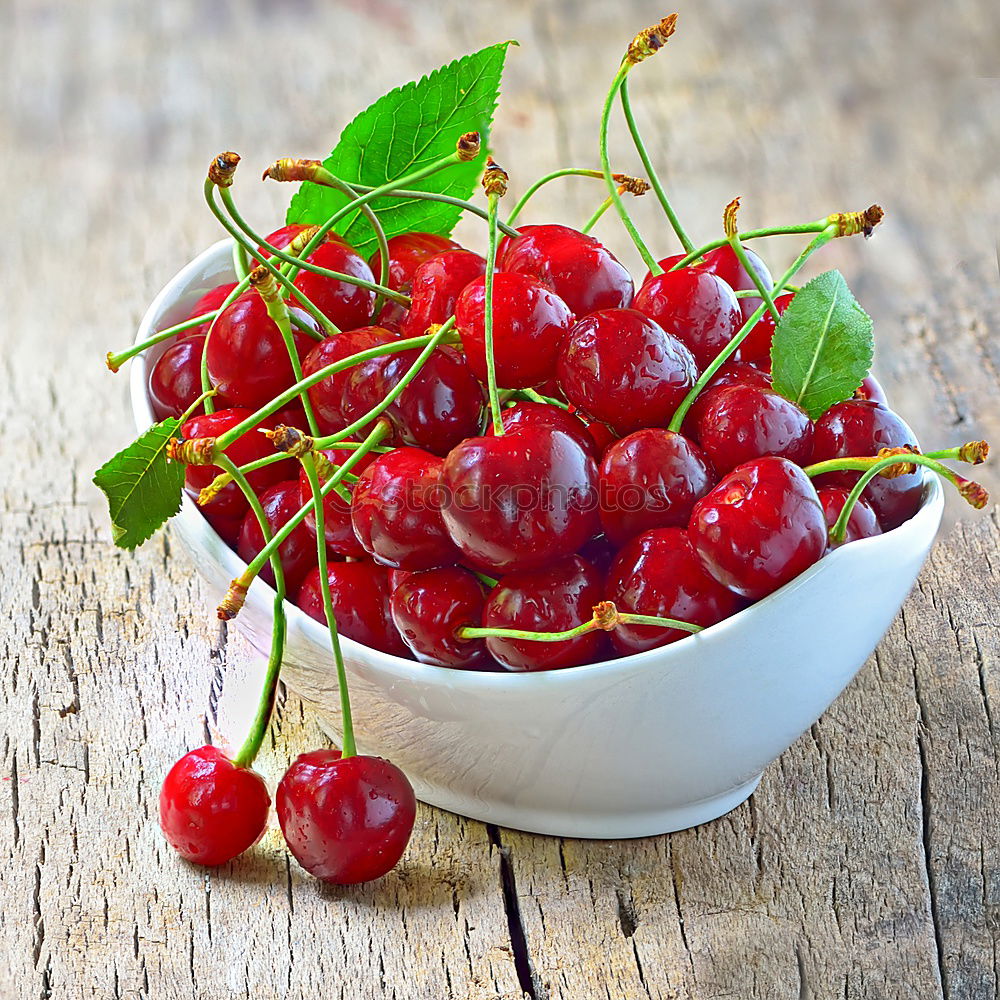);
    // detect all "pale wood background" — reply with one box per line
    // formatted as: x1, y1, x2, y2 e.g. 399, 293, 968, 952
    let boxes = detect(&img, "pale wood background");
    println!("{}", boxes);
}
2, 1, 1000, 998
